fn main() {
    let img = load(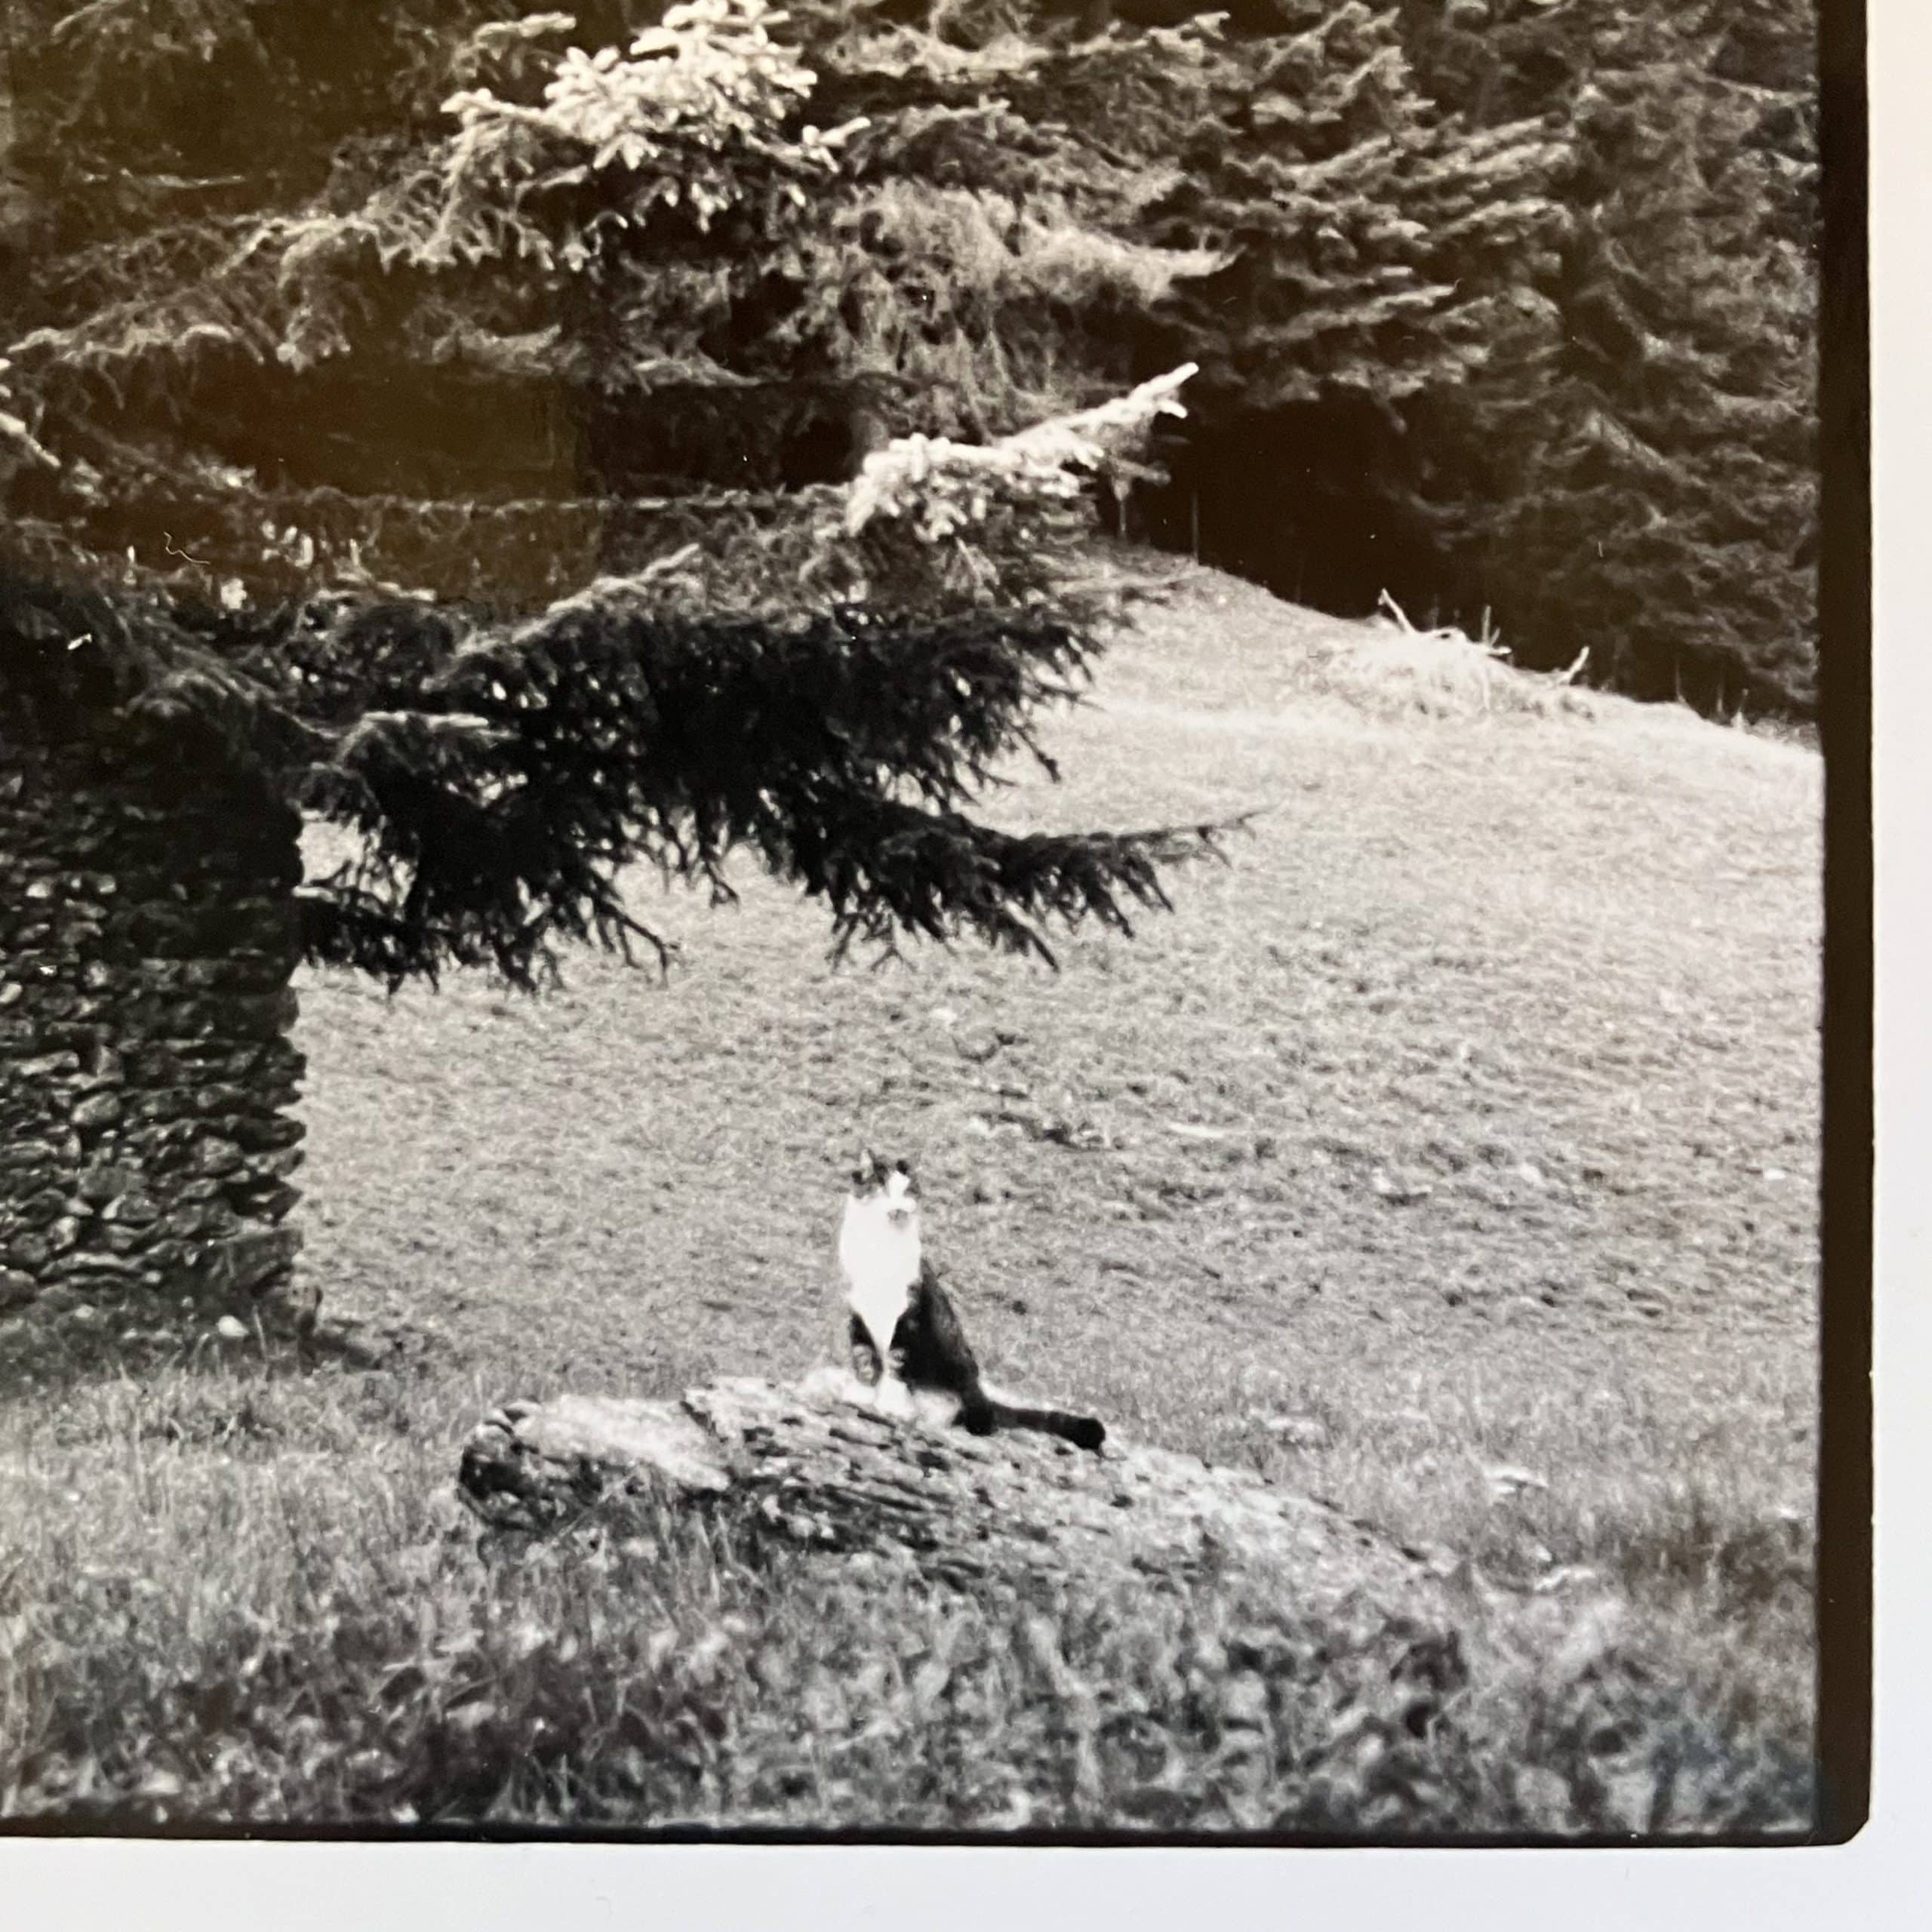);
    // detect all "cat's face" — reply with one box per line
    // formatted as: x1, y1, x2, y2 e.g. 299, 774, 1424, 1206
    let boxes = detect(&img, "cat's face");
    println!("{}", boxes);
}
848, 1149, 919, 1226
